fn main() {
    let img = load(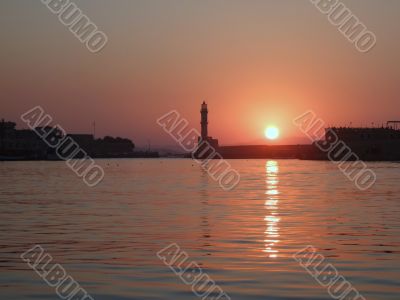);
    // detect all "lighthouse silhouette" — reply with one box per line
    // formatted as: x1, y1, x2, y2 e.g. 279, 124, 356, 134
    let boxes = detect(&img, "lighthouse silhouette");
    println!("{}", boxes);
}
201, 101, 209, 141
197, 101, 219, 149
